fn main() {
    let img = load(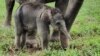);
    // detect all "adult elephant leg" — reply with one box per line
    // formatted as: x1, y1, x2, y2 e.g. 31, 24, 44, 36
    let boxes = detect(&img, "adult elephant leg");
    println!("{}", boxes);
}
55, 0, 69, 13
64, 0, 84, 31
4, 0, 15, 27
50, 0, 69, 41
55, 0, 84, 31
